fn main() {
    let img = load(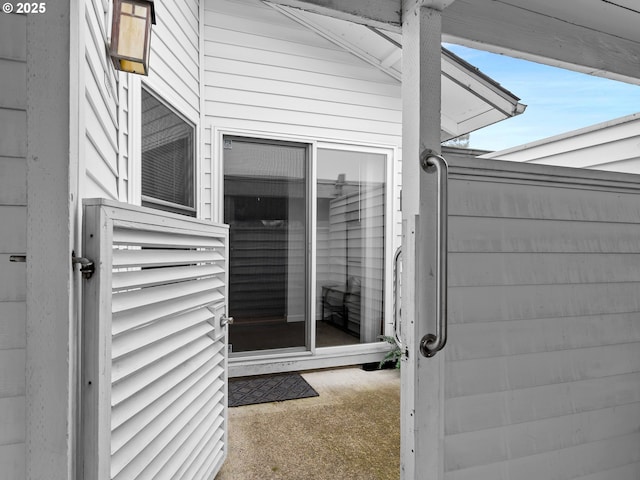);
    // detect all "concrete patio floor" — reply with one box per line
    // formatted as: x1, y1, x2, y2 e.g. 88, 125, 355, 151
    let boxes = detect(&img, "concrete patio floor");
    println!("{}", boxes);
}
215, 367, 401, 480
